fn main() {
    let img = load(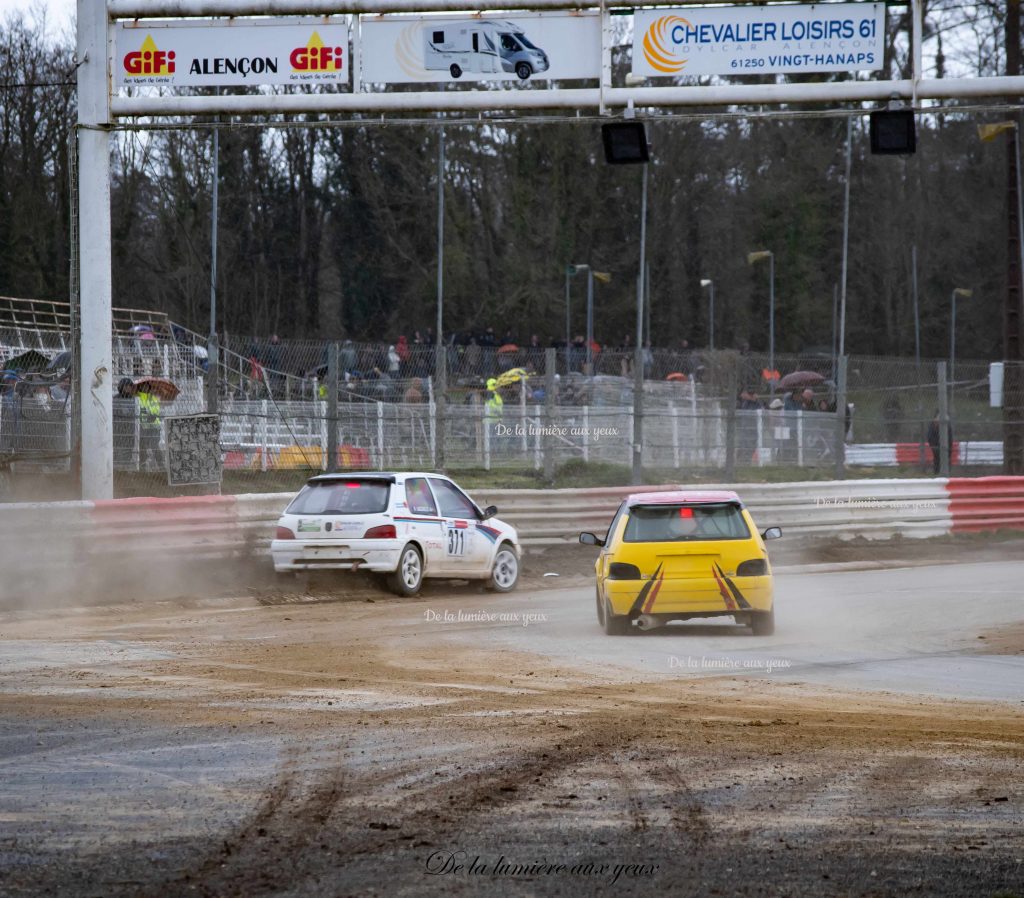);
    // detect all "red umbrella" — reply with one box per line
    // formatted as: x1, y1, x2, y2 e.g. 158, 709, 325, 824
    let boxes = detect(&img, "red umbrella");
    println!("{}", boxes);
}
133, 377, 180, 401
498, 343, 519, 353
777, 370, 825, 390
